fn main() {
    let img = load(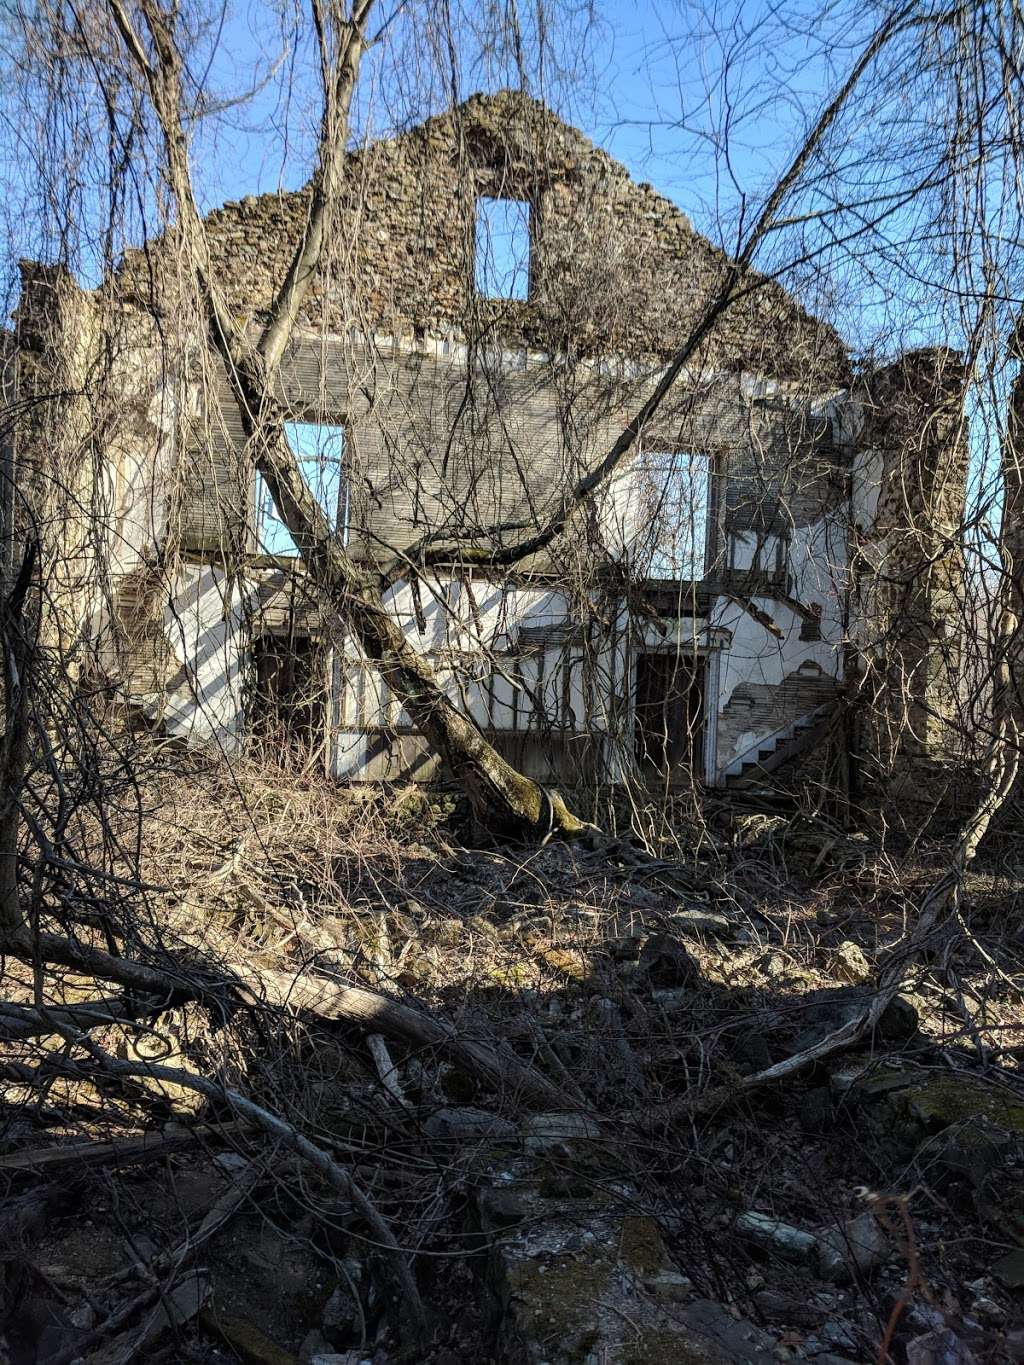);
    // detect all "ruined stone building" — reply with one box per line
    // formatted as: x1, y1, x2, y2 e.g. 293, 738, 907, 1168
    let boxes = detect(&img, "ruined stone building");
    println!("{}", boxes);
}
7, 92, 969, 795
